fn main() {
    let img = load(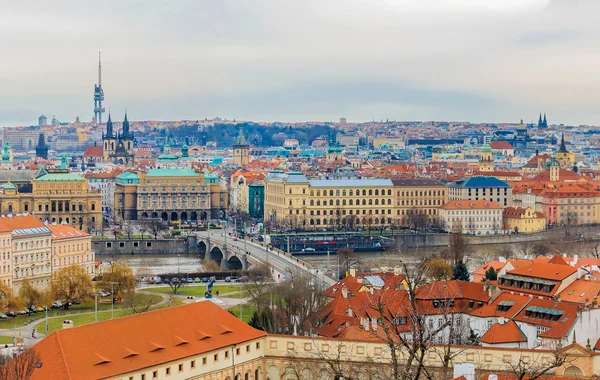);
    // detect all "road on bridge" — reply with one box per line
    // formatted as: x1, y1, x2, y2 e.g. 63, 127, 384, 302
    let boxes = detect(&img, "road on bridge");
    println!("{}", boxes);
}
197, 230, 336, 288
